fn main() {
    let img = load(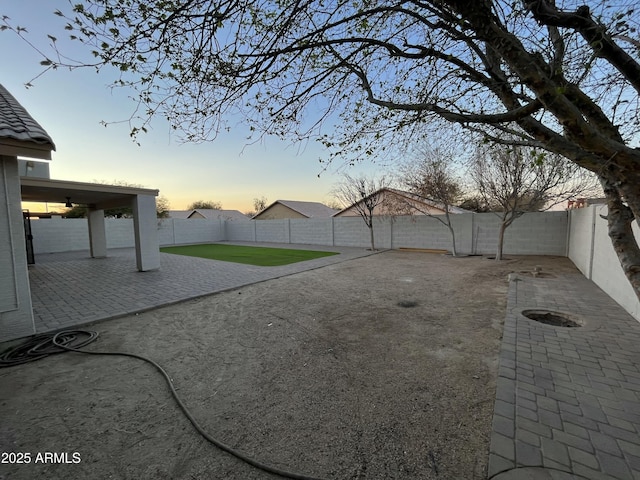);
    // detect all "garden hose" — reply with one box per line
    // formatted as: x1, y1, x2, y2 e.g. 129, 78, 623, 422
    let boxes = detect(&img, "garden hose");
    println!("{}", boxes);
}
0, 330, 327, 480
